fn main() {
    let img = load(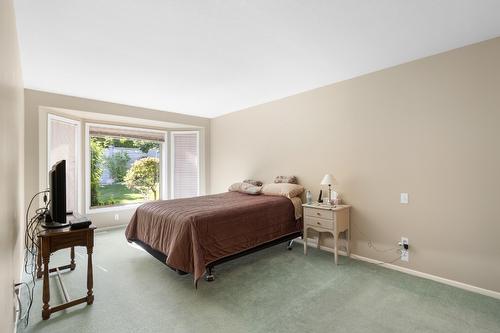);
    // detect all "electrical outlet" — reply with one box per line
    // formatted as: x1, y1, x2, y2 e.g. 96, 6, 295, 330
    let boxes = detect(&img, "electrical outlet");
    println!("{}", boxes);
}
400, 237, 409, 262
114, 214, 119, 221
400, 193, 409, 204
